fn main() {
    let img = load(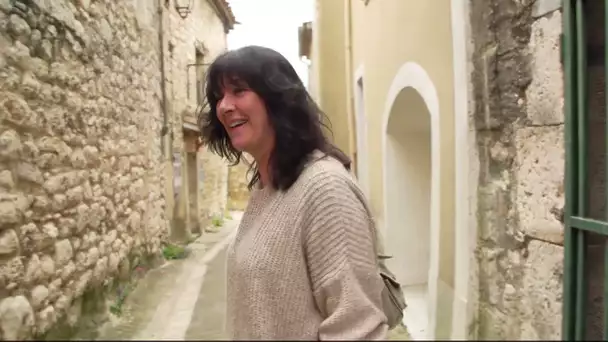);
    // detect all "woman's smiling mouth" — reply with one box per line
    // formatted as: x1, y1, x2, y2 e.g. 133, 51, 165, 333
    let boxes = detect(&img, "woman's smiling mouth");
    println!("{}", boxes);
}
229, 120, 247, 129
